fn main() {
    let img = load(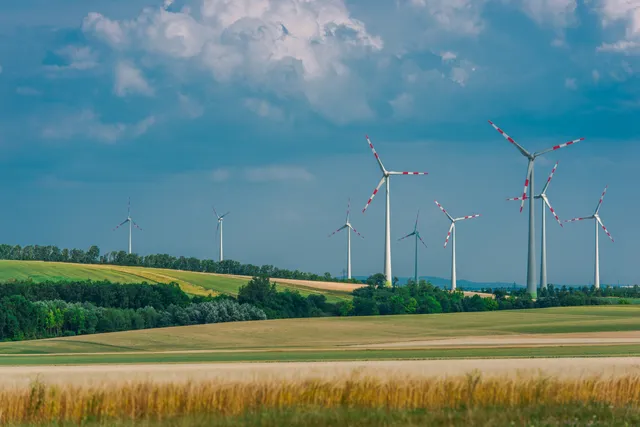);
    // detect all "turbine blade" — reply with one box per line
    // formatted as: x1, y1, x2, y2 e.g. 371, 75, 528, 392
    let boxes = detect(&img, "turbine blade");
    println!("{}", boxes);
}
597, 217, 615, 242
414, 209, 420, 232
564, 216, 593, 224
434, 200, 454, 222
418, 233, 428, 249
540, 161, 559, 195
388, 171, 429, 176
398, 231, 416, 242
488, 120, 532, 158
506, 197, 526, 201
350, 225, 365, 239
128, 197, 131, 216
213, 206, 220, 219
595, 185, 608, 214
365, 135, 387, 174
542, 195, 563, 227
220, 211, 231, 219
362, 176, 386, 213
535, 138, 585, 157
132, 220, 142, 231
444, 222, 455, 248
519, 160, 534, 213
328, 225, 348, 238
113, 219, 129, 231
346, 197, 351, 223
455, 214, 481, 222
